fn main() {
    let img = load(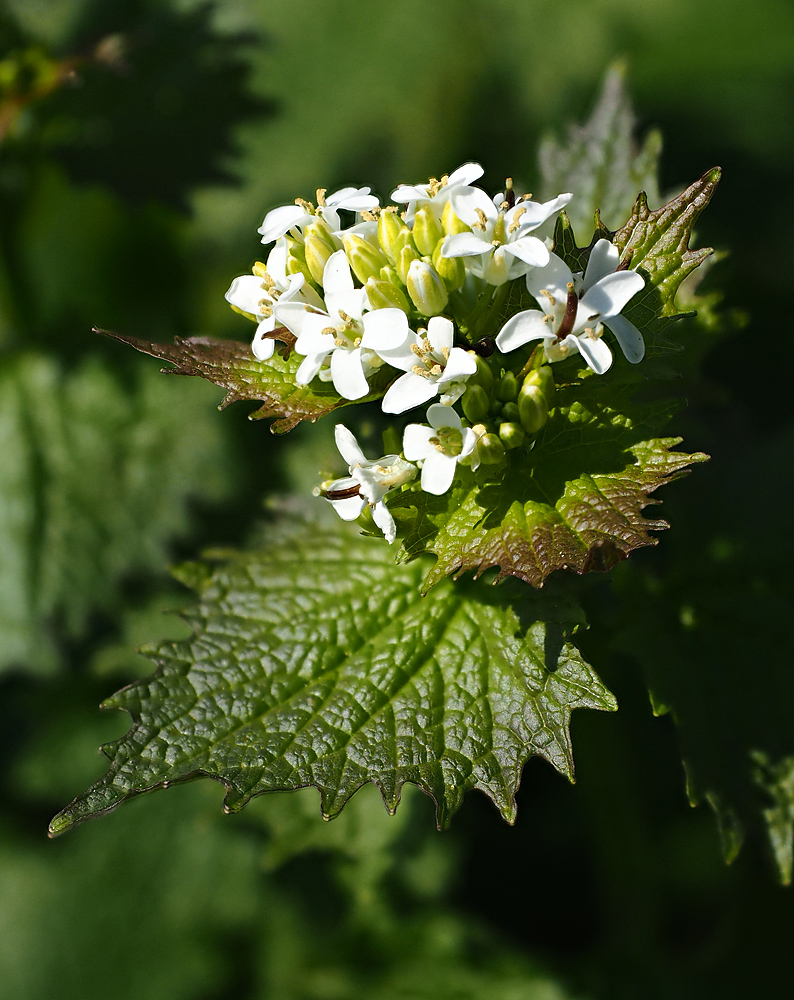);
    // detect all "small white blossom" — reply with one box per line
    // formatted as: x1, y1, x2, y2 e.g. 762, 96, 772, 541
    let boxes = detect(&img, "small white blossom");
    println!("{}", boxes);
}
258, 186, 379, 244
403, 404, 476, 495
321, 425, 416, 543
439, 188, 572, 285
224, 238, 323, 361
391, 162, 484, 222
495, 240, 645, 374
275, 251, 410, 399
